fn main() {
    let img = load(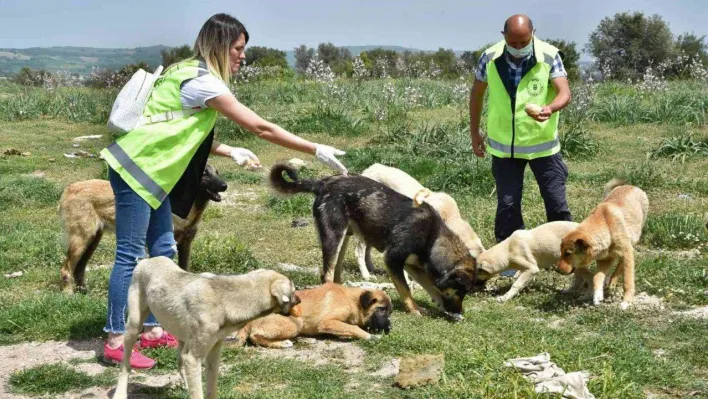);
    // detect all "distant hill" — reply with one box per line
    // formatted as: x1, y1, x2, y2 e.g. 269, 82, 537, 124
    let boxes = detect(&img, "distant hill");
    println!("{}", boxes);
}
0, 45, 168, 76
0, 45, 438, 76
